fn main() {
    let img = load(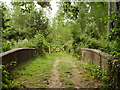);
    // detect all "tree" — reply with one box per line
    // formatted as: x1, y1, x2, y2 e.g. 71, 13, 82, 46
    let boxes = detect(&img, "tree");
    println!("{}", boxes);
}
1, 1, 51, 52
7, 2, 49, 40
